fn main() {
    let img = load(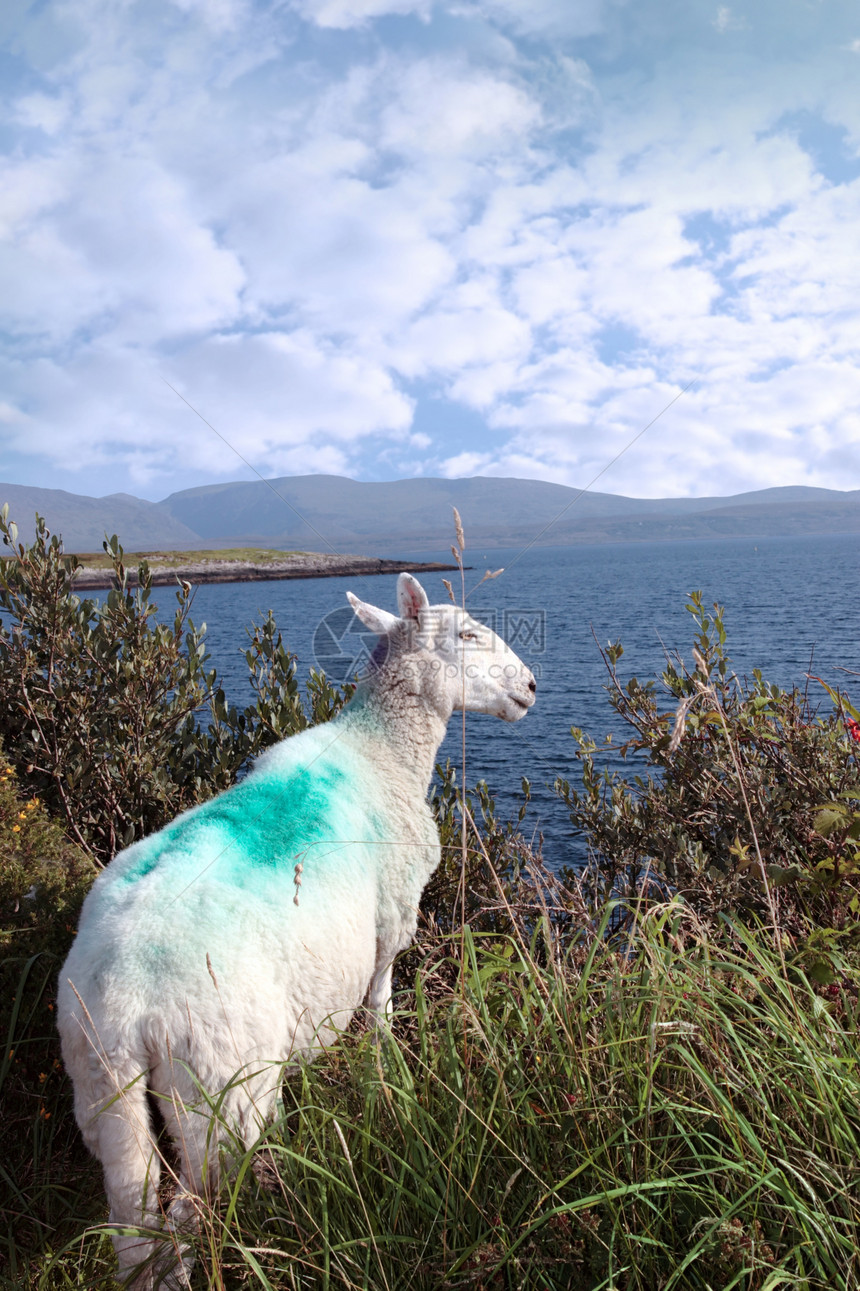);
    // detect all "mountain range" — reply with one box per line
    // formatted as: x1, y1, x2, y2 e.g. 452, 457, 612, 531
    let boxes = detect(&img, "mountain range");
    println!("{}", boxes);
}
2, 477, 860, 555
